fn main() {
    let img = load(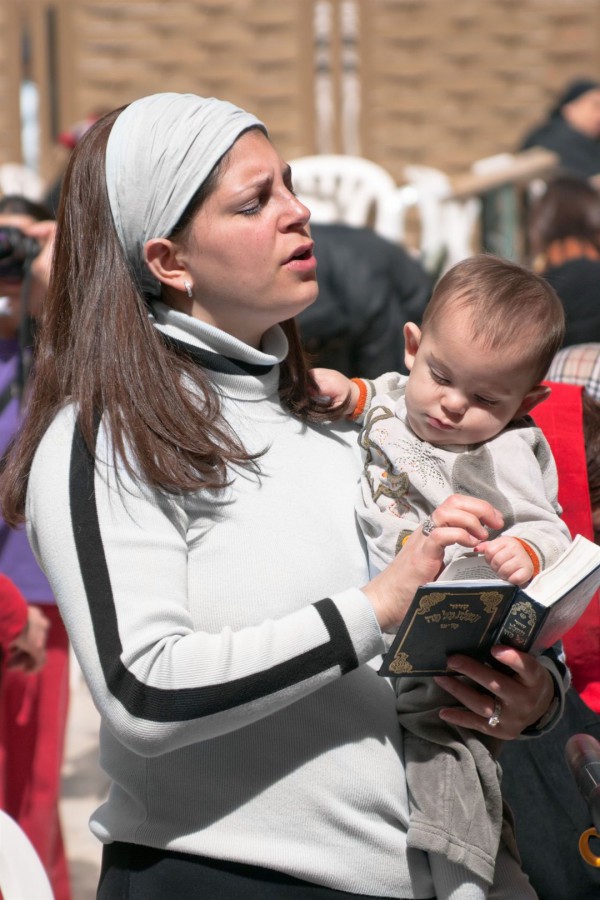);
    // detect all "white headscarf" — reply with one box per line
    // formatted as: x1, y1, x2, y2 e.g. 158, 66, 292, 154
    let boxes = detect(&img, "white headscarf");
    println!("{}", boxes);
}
105, 93, 267, 297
